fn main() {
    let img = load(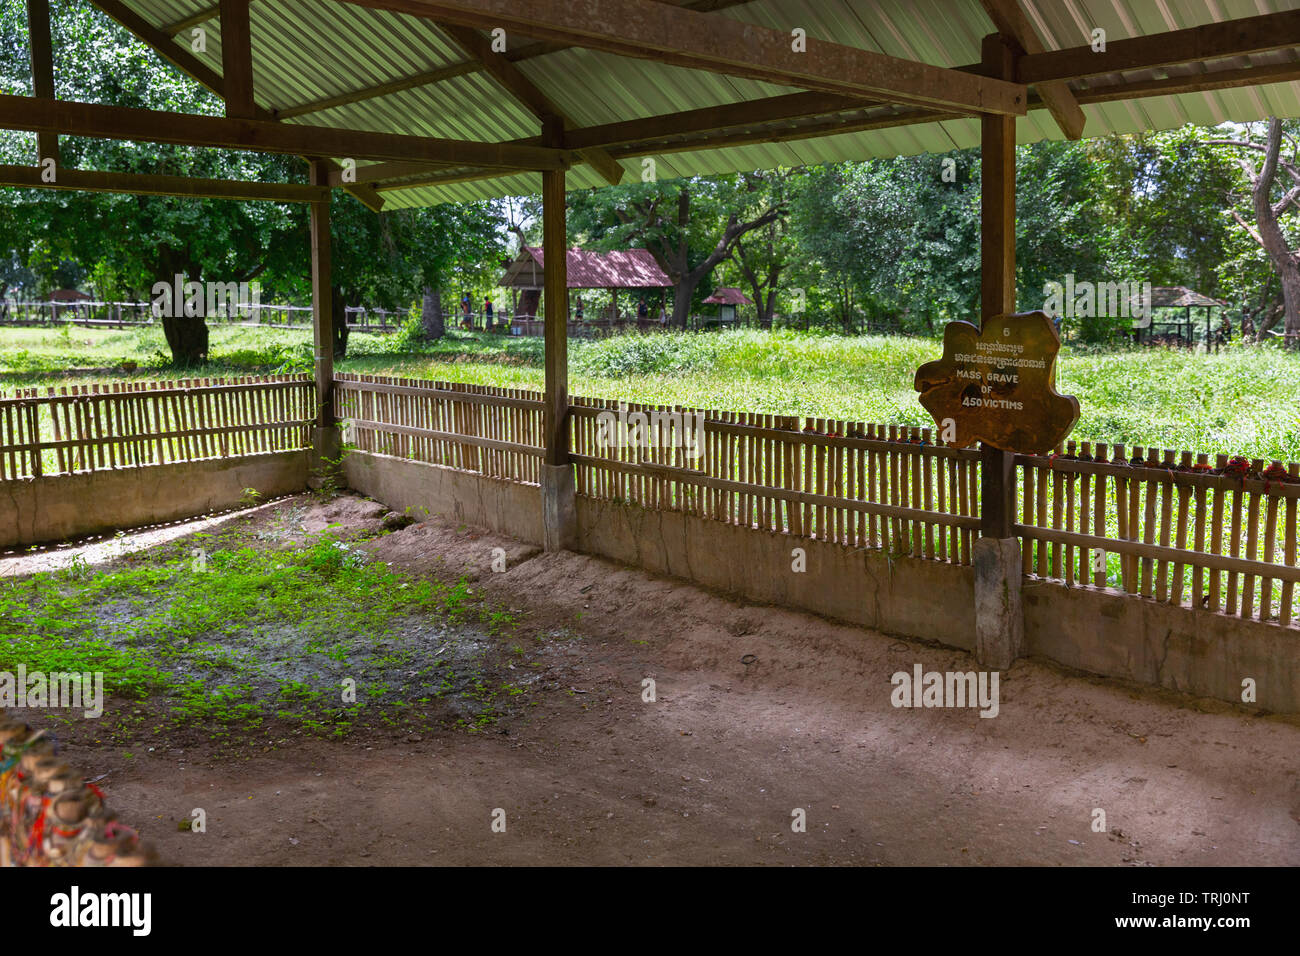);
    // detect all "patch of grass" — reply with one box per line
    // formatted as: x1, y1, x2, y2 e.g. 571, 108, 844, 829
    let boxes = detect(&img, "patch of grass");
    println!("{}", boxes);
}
0, 527, 524, 738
